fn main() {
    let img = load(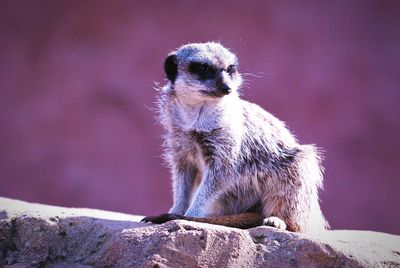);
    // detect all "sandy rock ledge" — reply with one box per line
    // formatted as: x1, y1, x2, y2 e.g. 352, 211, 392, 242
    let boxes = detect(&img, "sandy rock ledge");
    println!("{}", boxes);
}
0, 197, 399, 267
